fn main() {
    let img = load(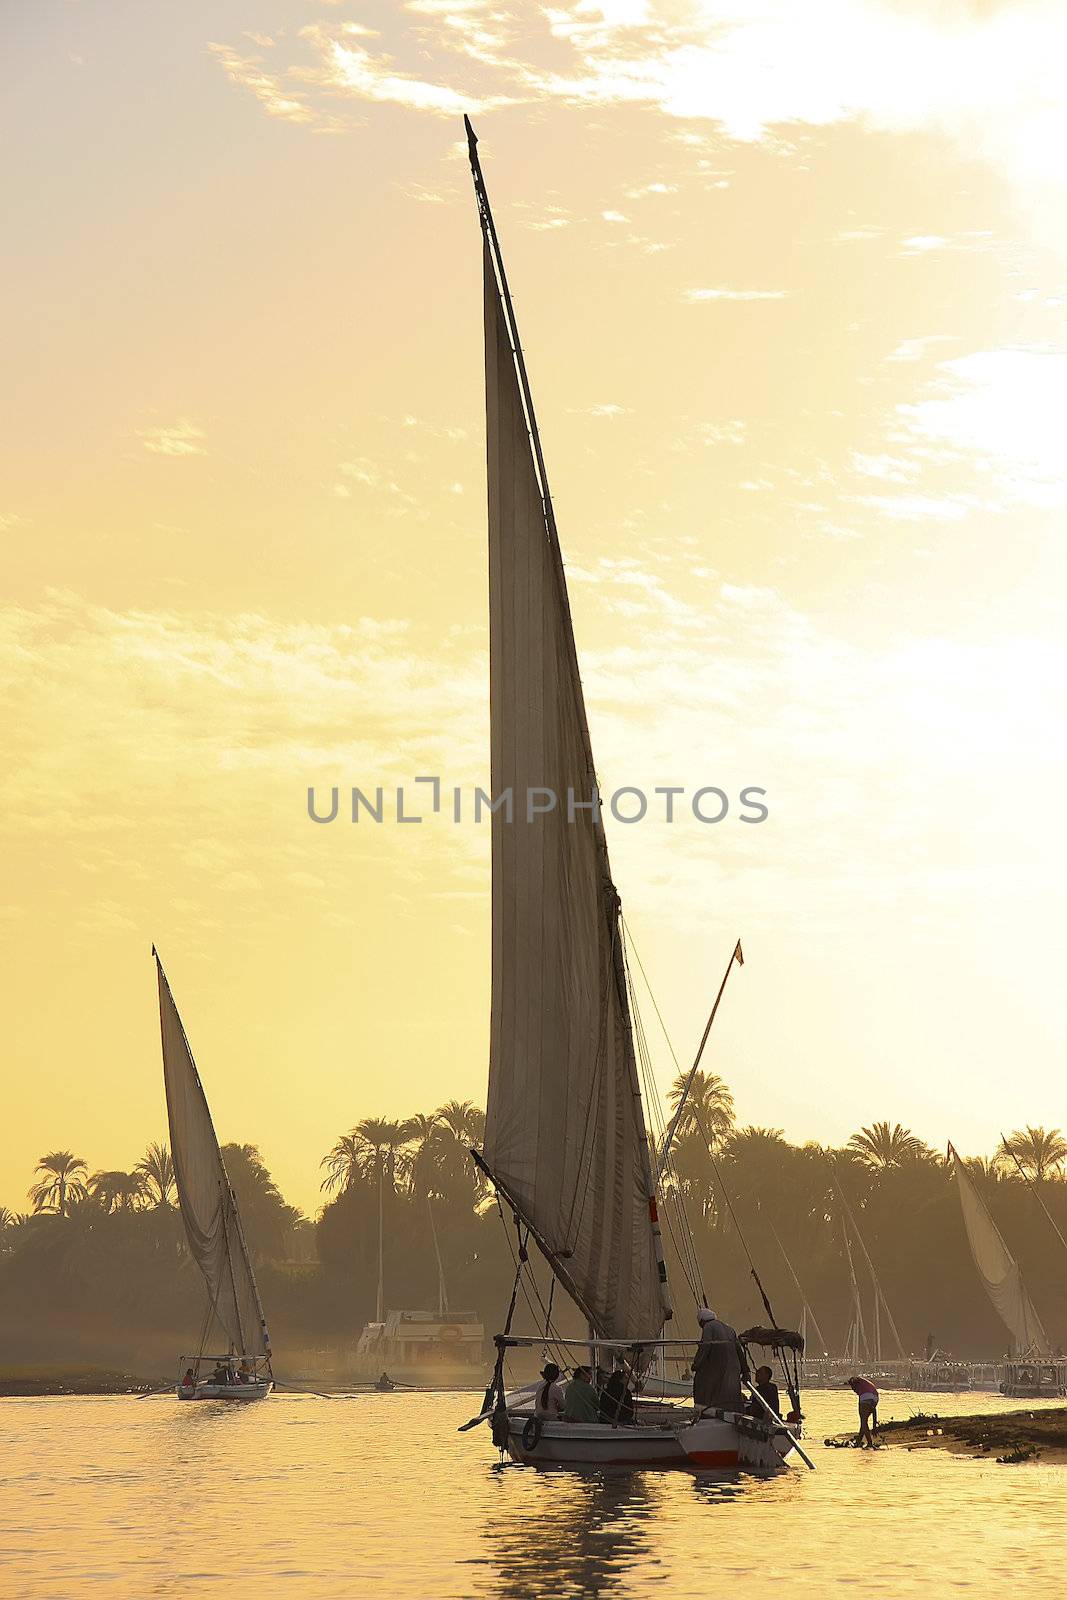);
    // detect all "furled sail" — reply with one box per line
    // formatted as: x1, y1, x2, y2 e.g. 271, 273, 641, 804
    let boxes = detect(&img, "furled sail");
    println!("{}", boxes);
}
469, 123, 669, 1342
155, 952, 271, 1359
949, 1144, 1048, 1356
